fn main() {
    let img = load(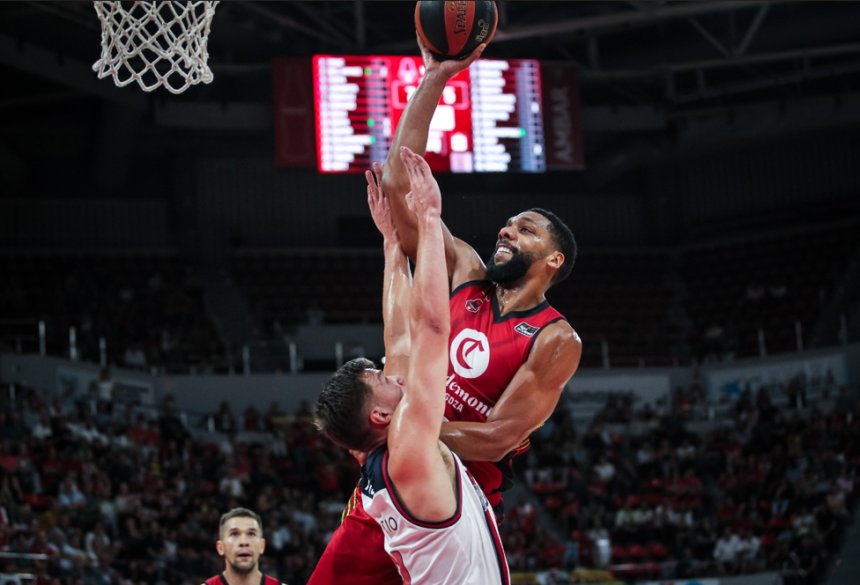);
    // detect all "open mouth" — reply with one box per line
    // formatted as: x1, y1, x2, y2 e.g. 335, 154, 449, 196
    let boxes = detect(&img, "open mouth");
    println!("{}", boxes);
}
237, 552, 253, 560
495, 242, 515, 258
